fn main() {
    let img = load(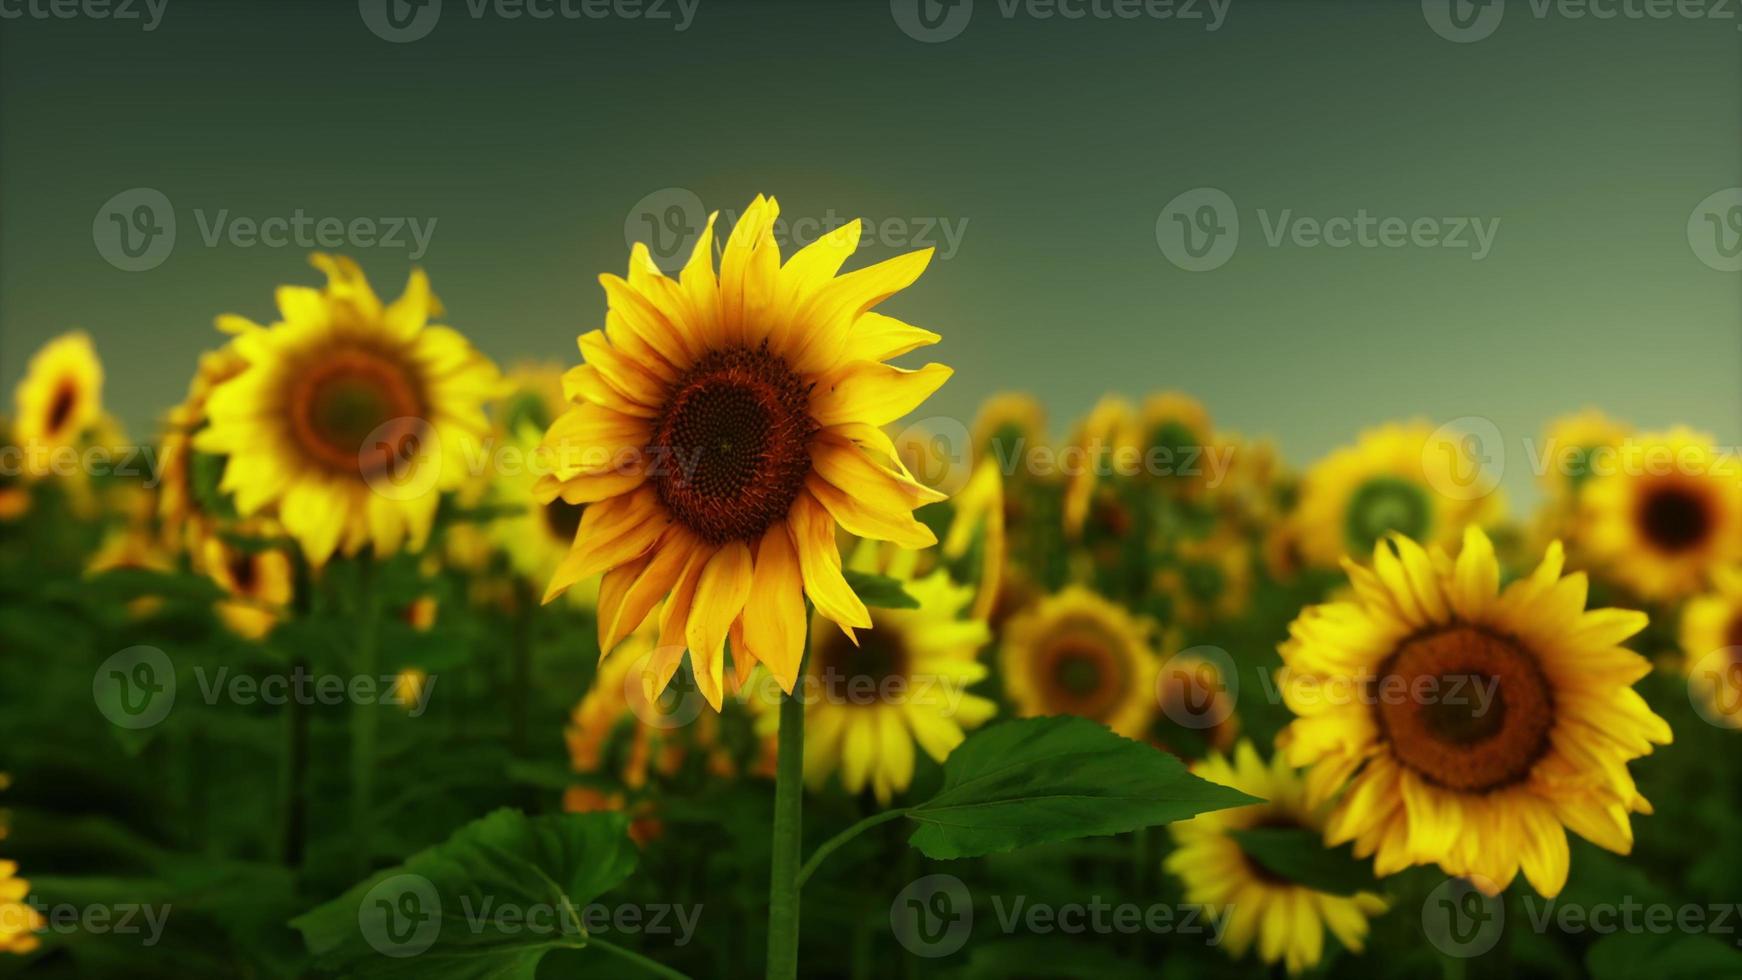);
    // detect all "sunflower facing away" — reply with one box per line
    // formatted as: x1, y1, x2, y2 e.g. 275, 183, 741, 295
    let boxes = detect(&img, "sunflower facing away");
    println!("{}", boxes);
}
1001, 585, 1159, 739
1293, 422, 1500, 570
490, 365, 597, 606
536, 195, 951, 709
1139, 390, 1213, 495
1062, 395, 1140, 538
763, 545, 996, 804
970, 391, 1047, 469
195, 255, 501, 566
1579, 427, 1741, 600
12, 331, 103, 476
1167, 742, 1387, 976
1277, 527, 1671, 896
